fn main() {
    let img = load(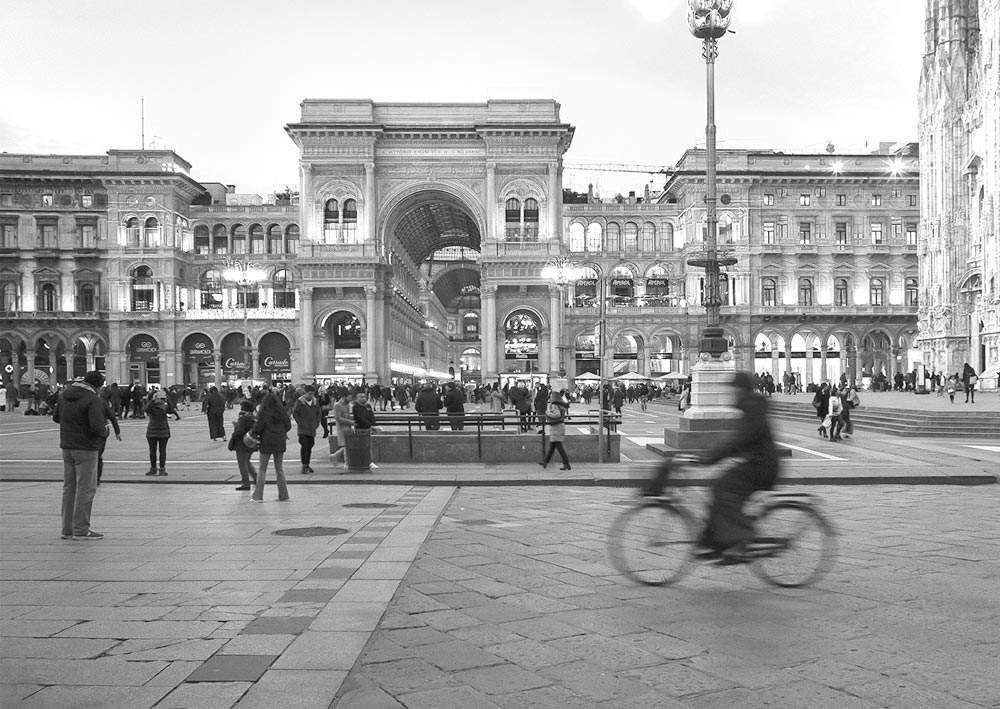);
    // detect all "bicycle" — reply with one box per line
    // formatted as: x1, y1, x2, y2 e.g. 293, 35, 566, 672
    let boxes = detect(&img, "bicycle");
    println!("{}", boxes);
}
608, 458, 836, 588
